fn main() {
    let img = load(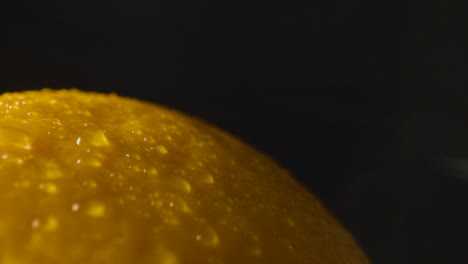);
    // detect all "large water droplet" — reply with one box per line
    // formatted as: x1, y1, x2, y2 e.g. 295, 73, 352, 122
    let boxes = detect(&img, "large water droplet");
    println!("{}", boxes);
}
195, 224, 219, 247
42, 162, 63, 179
169, 177, 191, 193
87, 202, 106, 218
171, 197, 191, 213
78, 157, 102, 167
152, 246, 179, 264
44, 217, 59, 231
0, 126, 32, 150
200, 173, 214, 184
156, 144, 168, 154
39, 183, 58, 194
163, 215, 179, 225
79, 125, 110, 147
